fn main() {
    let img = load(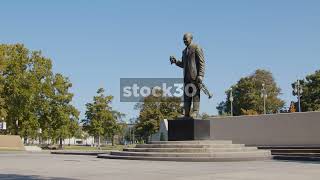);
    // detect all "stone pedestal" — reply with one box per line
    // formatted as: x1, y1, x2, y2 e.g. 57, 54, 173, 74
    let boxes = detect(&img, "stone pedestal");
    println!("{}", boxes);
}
99, 118, 272, 162
168, 118, 212, 141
